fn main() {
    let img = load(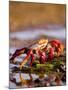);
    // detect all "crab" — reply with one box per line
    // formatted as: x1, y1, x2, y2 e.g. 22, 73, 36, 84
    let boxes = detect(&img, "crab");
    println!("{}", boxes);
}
10, 39, 64, 70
